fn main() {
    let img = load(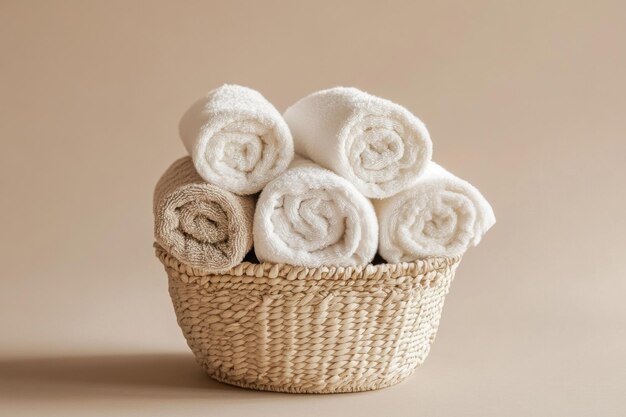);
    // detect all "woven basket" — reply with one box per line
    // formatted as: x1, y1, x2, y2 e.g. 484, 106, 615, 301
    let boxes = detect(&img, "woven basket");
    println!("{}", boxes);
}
155, 244, 461, 393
